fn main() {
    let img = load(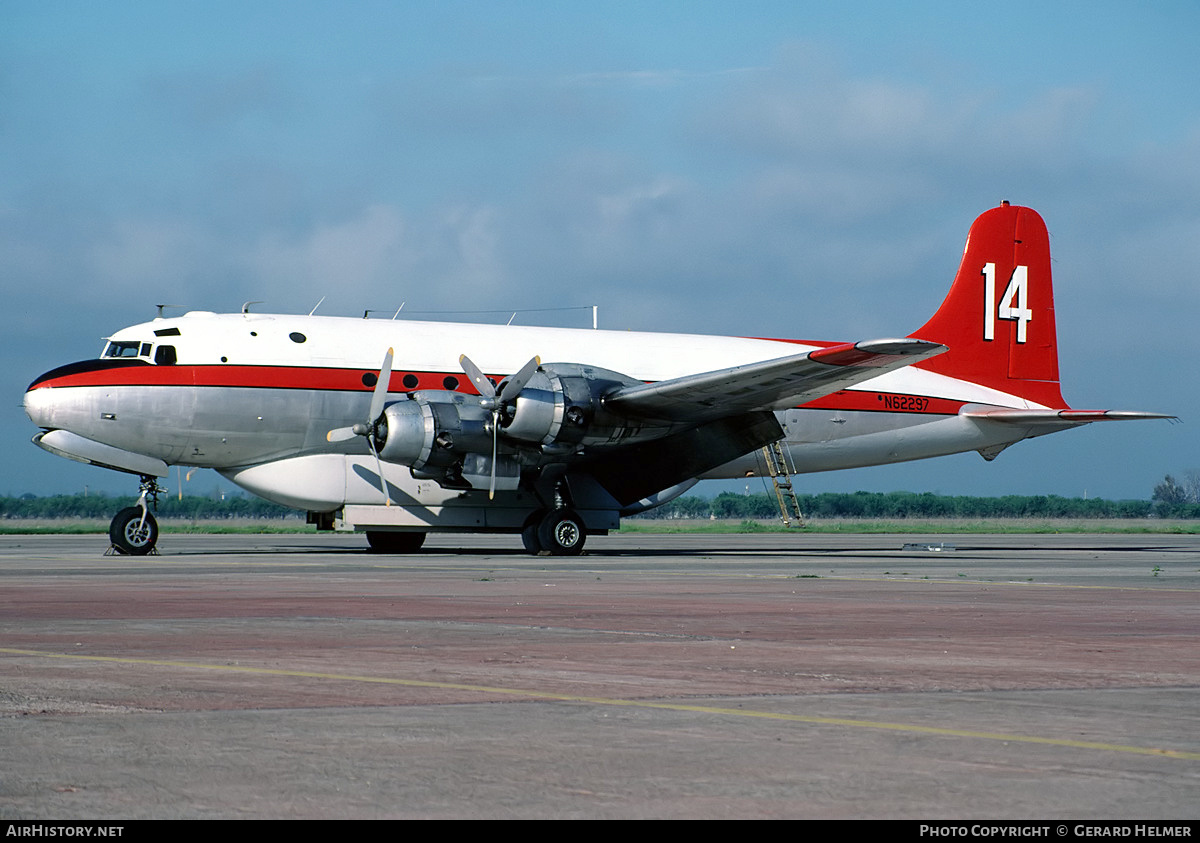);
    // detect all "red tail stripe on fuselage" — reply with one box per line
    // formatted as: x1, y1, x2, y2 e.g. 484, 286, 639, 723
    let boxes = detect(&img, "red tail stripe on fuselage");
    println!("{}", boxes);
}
800, 391, 963, 416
